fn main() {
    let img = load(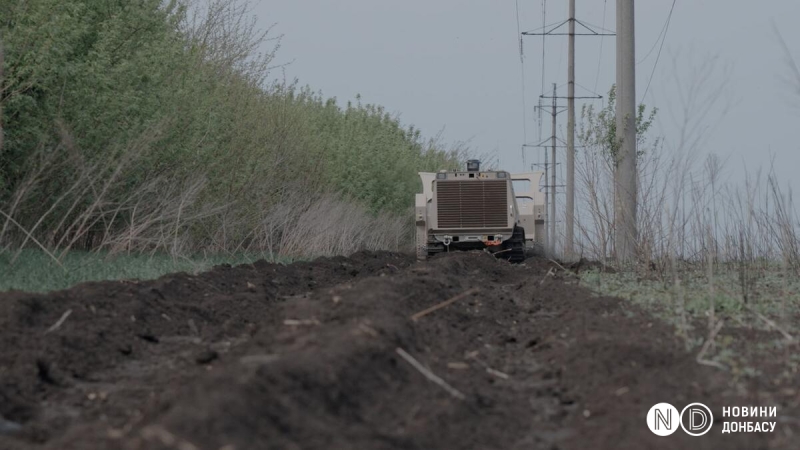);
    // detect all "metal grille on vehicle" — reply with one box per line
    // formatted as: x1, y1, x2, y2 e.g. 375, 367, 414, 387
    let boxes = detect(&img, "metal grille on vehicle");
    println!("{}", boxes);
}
436, 180, 508, 229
